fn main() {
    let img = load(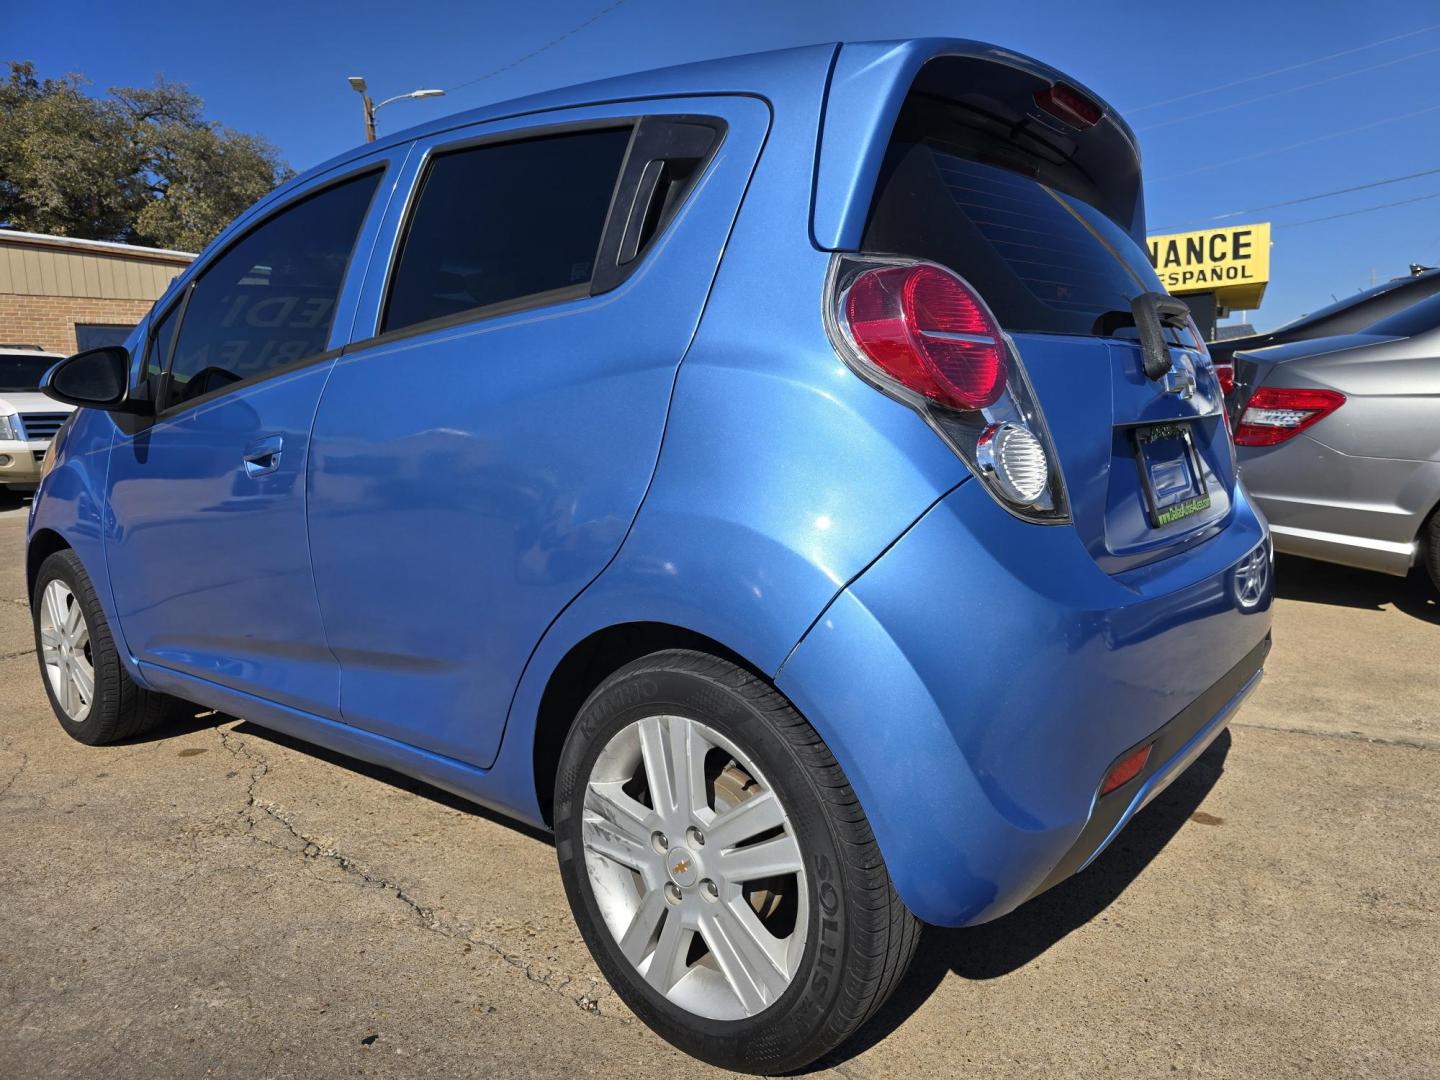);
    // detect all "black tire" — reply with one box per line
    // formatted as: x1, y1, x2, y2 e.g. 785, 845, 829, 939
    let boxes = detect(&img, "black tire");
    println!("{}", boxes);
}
32, 549, 185, 746
1425, 508, 1440, 595
554, 649, 919, 1074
